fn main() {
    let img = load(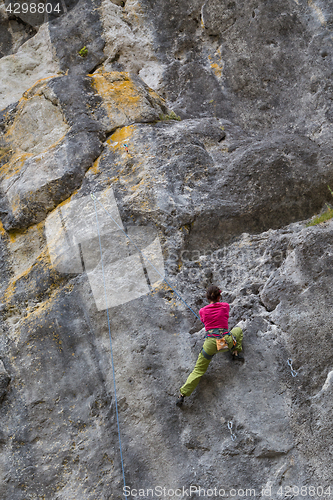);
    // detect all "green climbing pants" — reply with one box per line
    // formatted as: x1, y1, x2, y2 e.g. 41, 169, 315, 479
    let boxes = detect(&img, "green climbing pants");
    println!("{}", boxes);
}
180, 327, 243, 397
